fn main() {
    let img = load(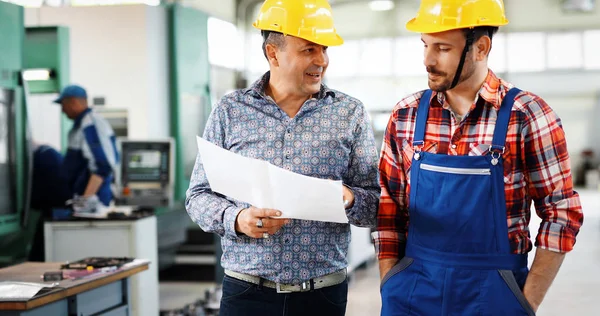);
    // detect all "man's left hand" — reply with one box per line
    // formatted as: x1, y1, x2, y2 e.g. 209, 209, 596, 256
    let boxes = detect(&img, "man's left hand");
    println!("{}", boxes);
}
71, 195, 100, 214
343, 185, 354, 209
523, 288, 541, 313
